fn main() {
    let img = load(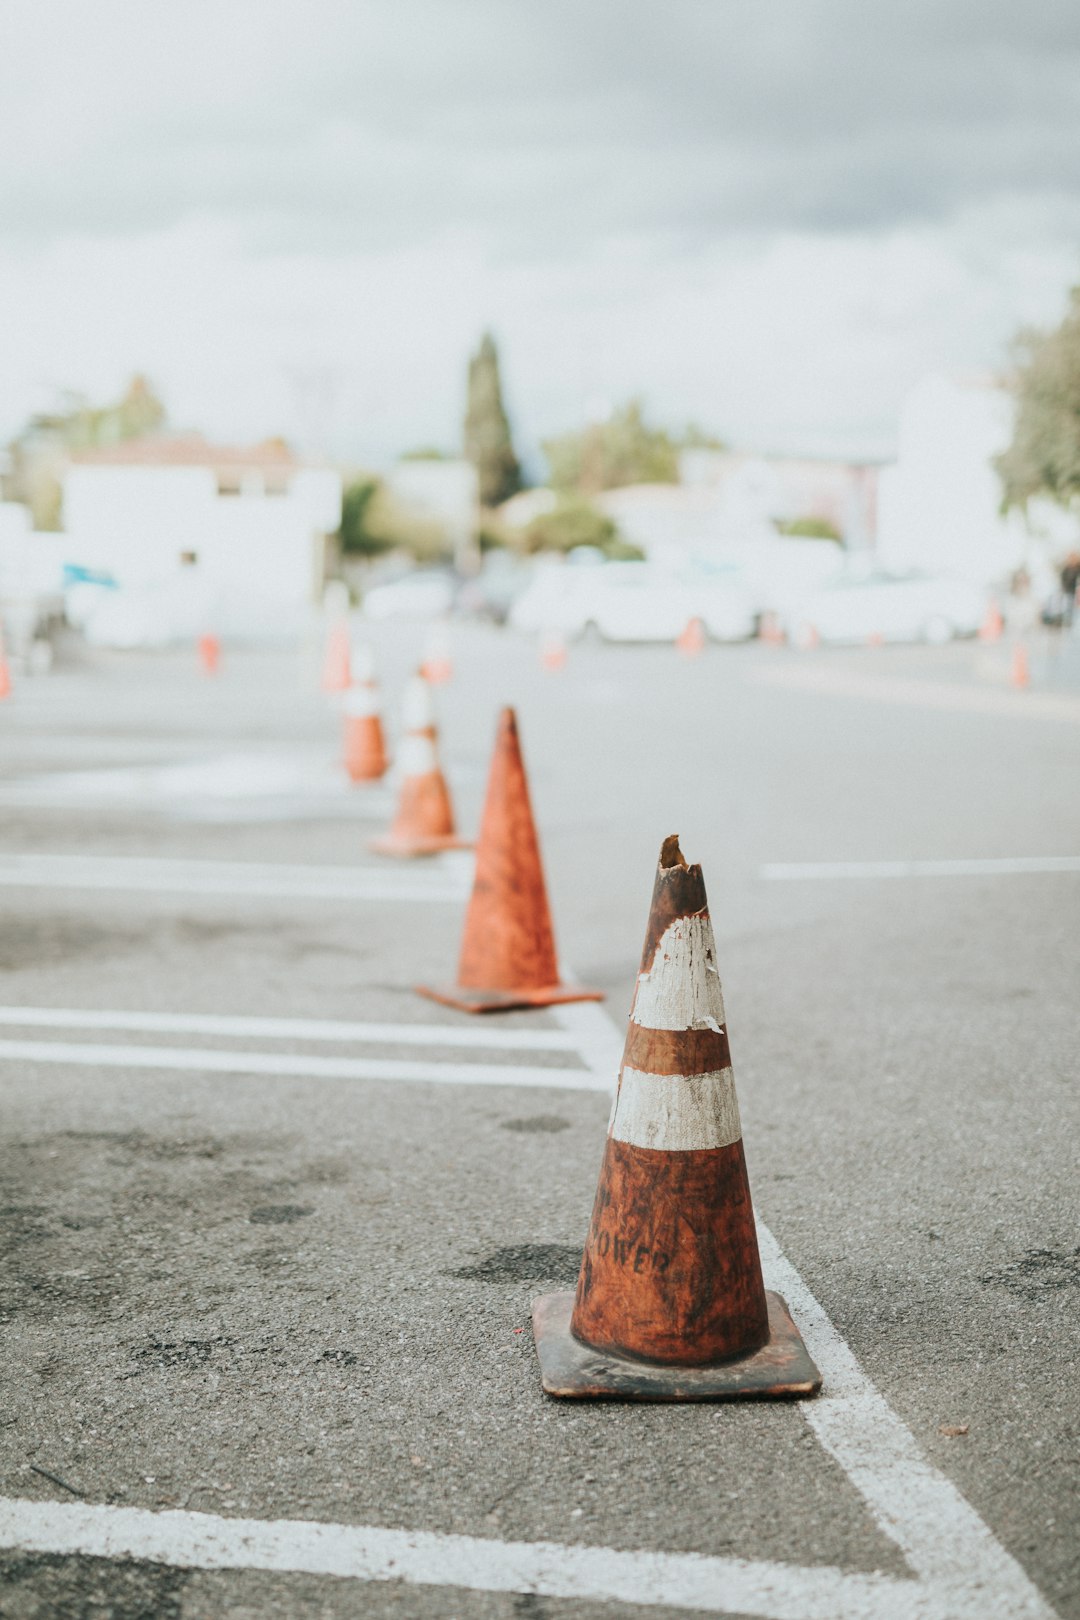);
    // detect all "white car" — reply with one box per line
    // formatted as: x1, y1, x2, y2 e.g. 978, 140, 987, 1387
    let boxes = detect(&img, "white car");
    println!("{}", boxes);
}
780, 567, 989, 647
510, 562, 756, 643
362, 571, 456, 621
